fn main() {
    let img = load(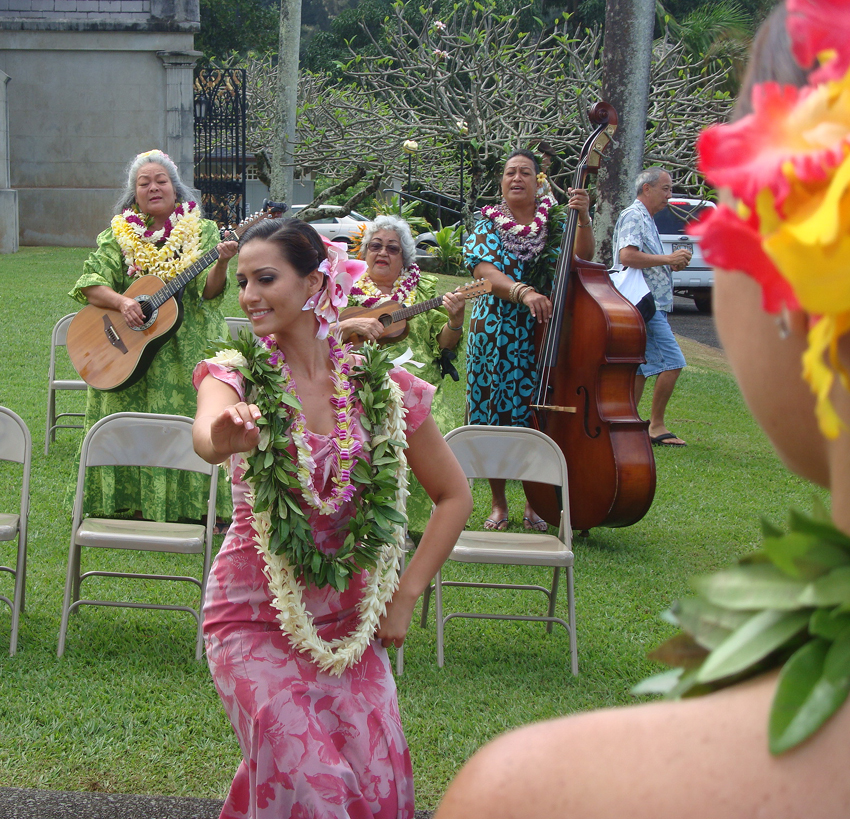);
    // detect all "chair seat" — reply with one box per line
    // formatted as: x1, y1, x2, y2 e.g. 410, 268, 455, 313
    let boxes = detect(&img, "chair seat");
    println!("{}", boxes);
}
76, 518, 205, 553
452, 530, 574, 567
51, 379, 86, 390
0, 513, 20, 542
